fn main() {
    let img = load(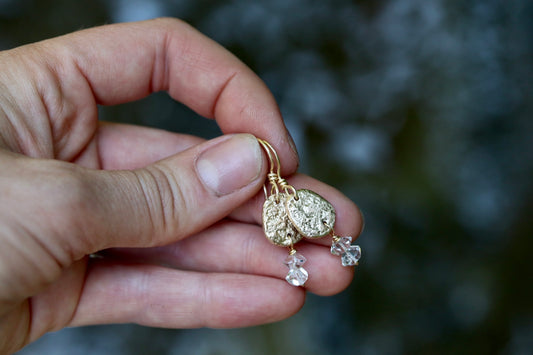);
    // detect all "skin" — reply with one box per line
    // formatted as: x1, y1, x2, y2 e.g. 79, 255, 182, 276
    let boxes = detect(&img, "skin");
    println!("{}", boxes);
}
0, 18, 363, 353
